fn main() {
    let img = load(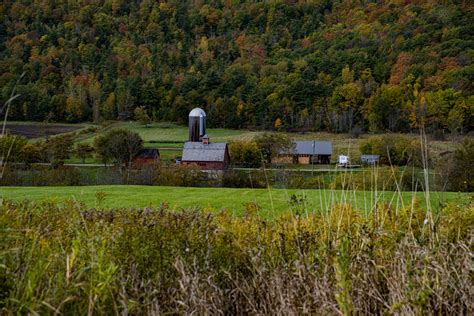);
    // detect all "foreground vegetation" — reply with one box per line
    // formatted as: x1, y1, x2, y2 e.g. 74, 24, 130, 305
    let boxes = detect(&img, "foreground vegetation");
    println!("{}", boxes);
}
0, 197, 472, 314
